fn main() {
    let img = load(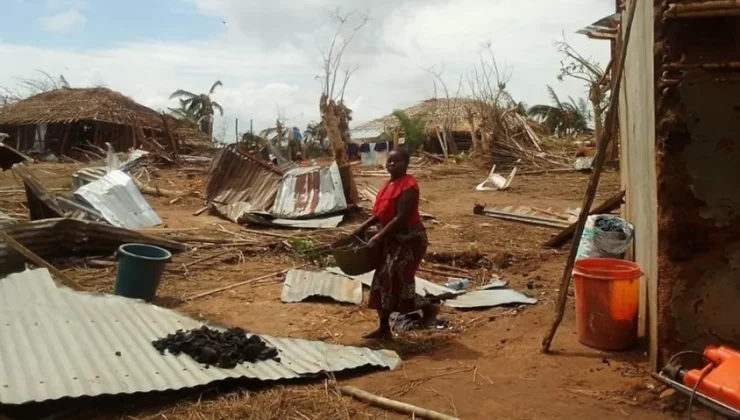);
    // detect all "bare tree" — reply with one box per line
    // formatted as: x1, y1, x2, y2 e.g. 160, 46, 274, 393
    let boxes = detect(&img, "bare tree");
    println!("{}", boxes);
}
1, 70, 71, 106
318, 10, 367, 206
555, 38, 612, 156
467, 45, 516, 156
424, 65, 463, 157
